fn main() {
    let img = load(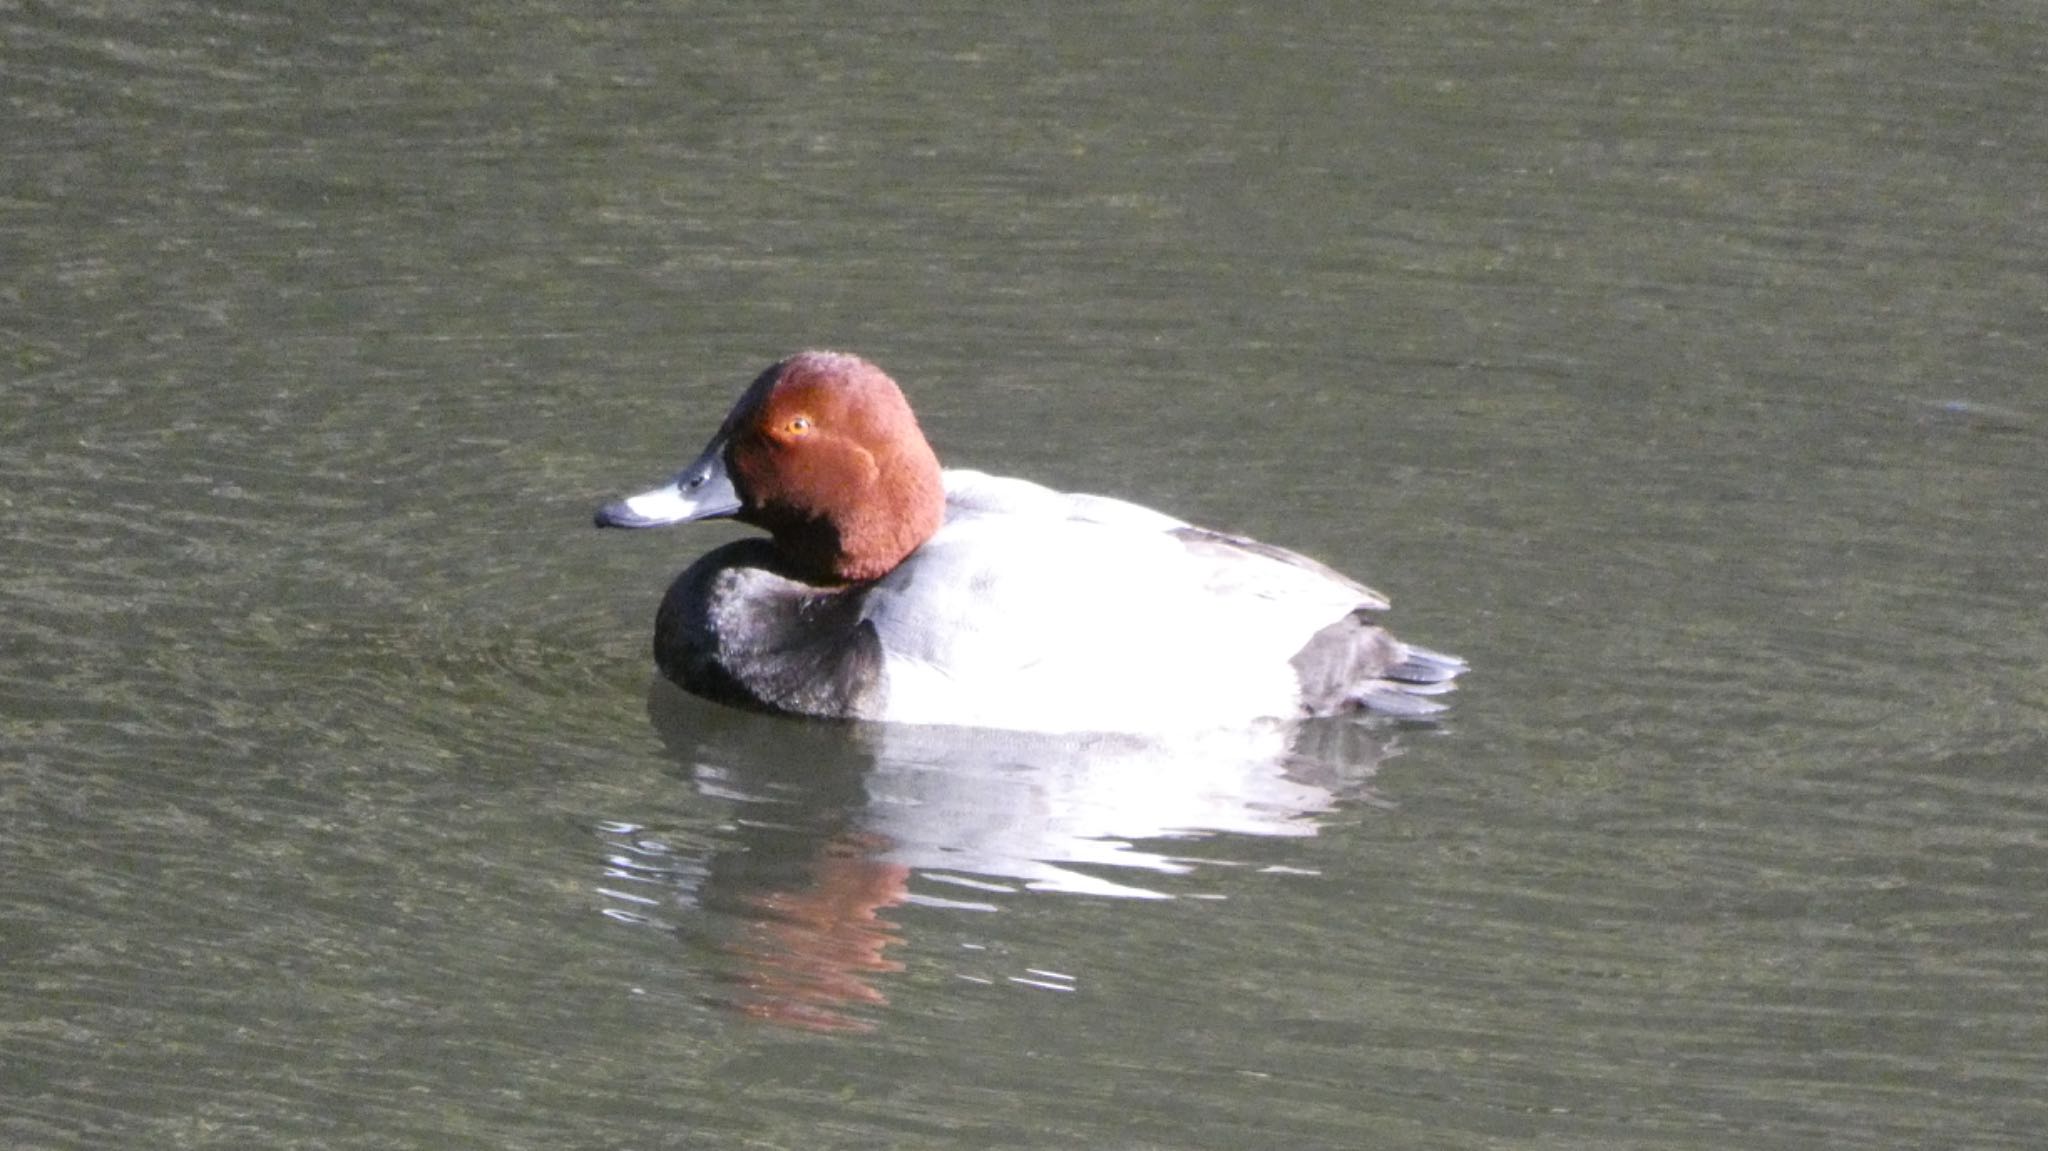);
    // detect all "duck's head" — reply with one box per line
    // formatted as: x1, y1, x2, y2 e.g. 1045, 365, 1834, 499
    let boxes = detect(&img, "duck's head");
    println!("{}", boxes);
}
596, 351, 946, 584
